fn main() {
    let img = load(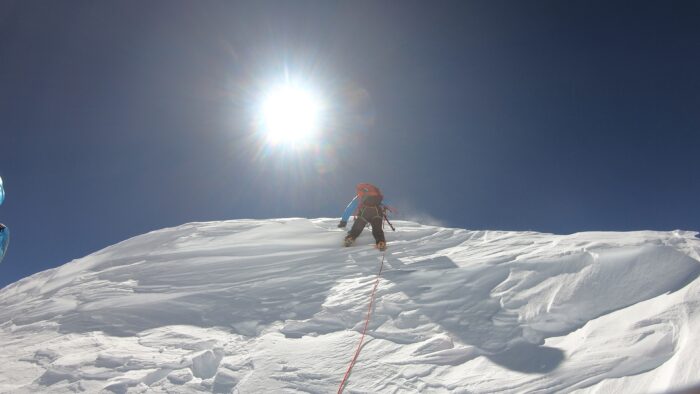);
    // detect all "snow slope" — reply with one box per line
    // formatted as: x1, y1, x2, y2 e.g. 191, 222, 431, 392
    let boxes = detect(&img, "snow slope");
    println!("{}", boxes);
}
1, 219, 699, 393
